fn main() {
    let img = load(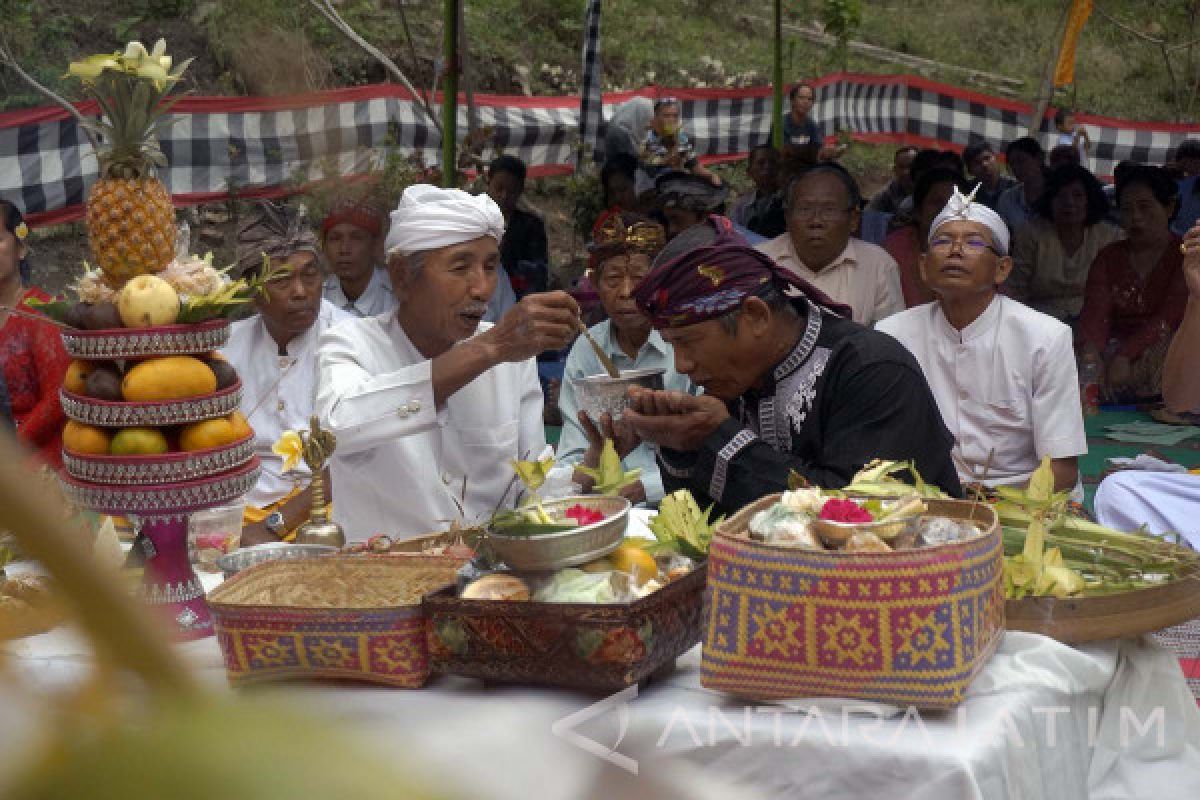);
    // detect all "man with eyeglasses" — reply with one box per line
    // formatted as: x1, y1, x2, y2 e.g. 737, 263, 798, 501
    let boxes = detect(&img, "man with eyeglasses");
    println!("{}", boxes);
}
756, 164, 904, 326
877, 186, 1086, 493
555, 212, 695, 505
